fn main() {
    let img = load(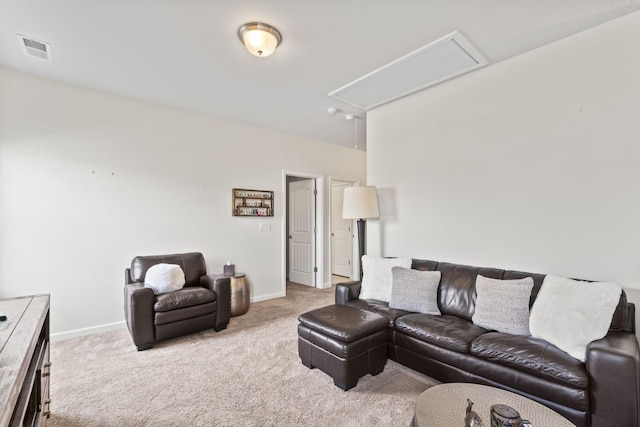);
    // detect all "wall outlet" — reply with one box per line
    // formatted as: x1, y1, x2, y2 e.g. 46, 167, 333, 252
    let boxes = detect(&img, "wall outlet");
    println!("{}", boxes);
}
259, 223, 271, 232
